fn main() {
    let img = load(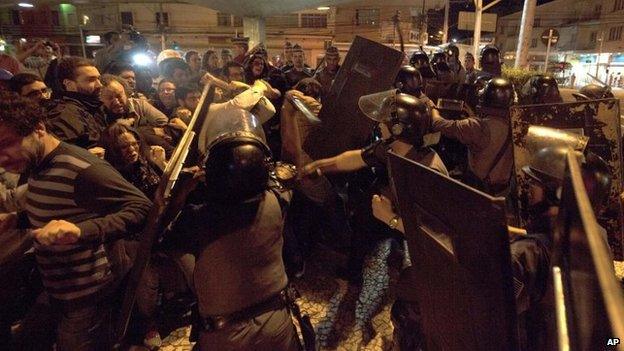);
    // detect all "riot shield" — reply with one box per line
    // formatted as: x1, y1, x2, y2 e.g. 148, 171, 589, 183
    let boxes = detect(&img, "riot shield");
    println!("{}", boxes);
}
510, 99, 623, 258
552, 152, 624, 351
387, 151, 518, 351
303, 36, 403, 160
